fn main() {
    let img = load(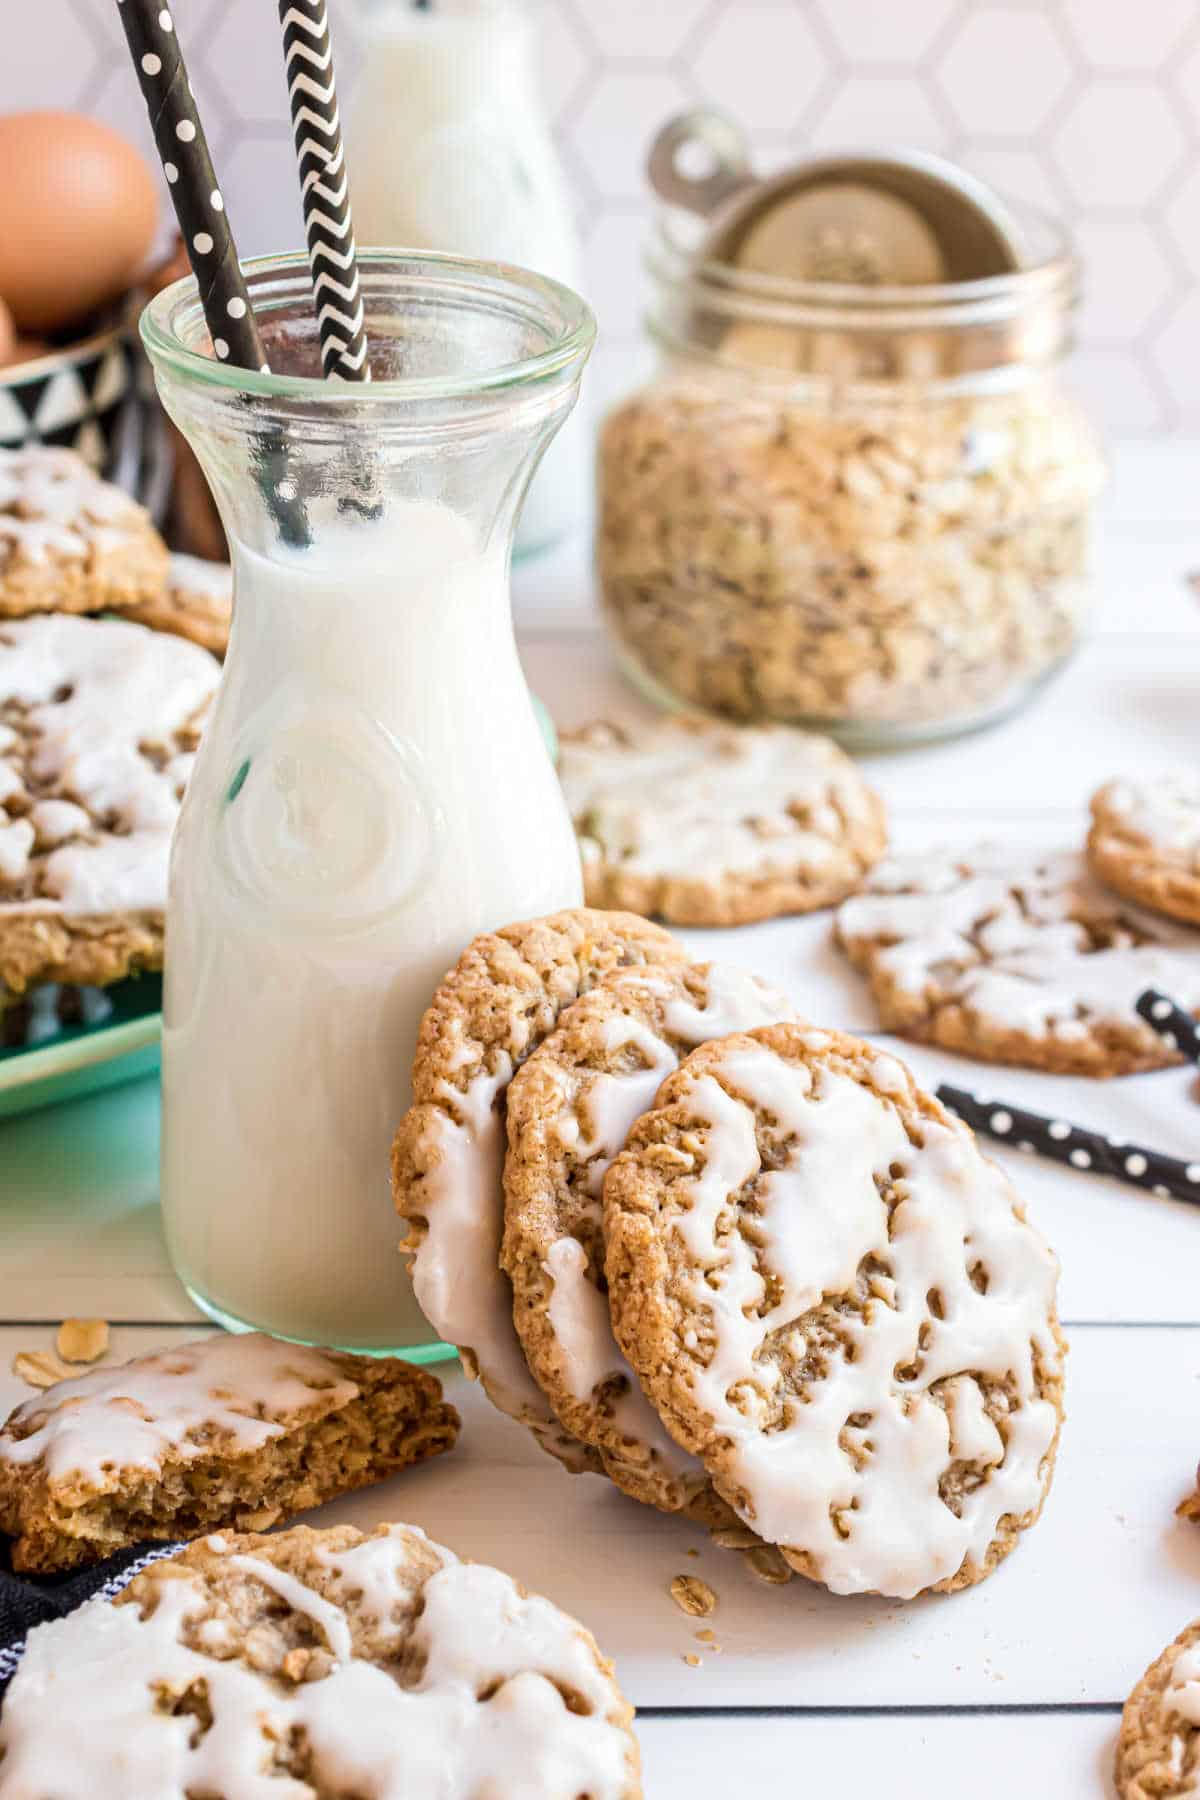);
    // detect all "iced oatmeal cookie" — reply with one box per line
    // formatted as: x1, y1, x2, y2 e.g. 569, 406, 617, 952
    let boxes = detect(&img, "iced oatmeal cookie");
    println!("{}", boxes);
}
0, 1521, 641, 1798
1088, 772, 1200, 928
835, 847, 1200, 1076
0, 445, 167, 618
503, 961, 796, 1513
559, 717, 886, 926
0, 613, 219, 1003
603, 1025, 1066, 1600
114, 552, 233, 657
1116, 1618, 1200, 1799
0, 1332, 459, 1572
392, 908, 684, 1474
